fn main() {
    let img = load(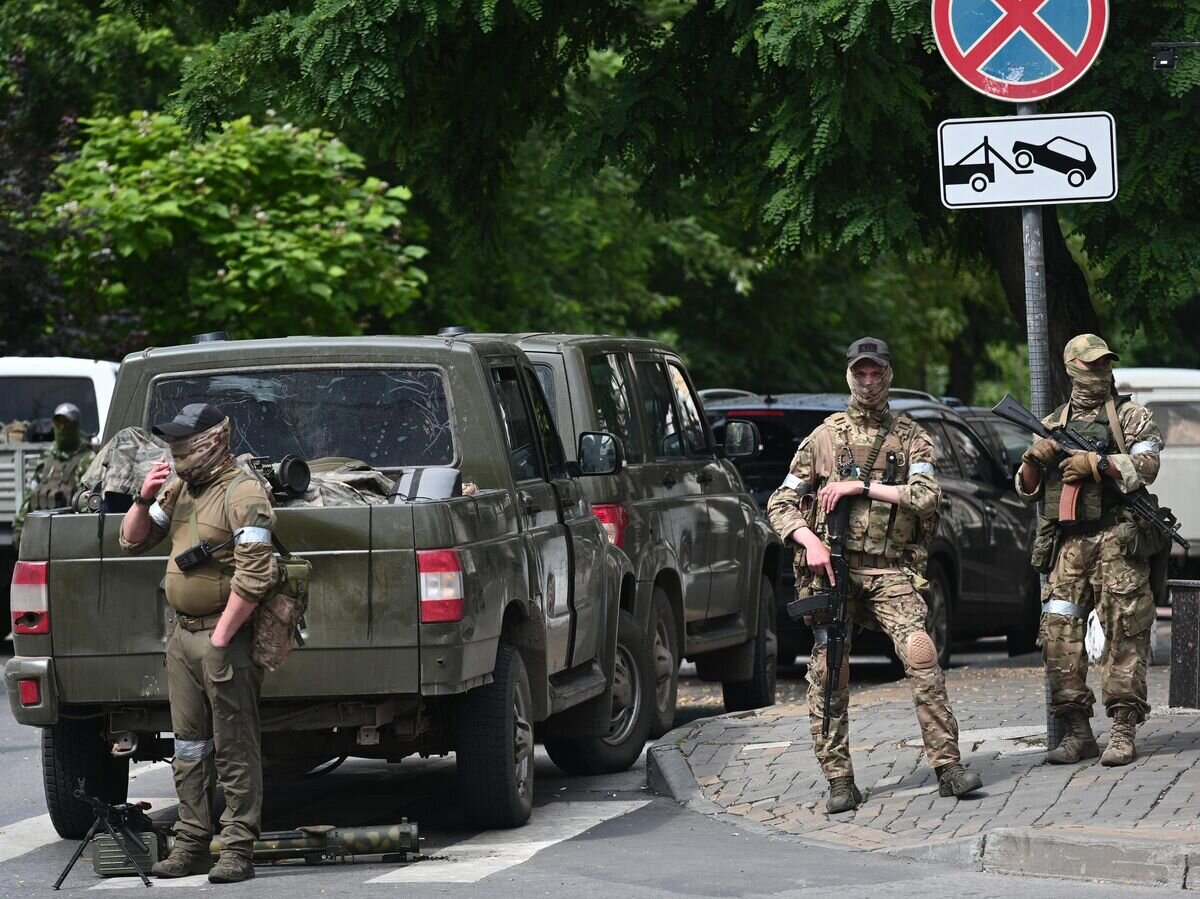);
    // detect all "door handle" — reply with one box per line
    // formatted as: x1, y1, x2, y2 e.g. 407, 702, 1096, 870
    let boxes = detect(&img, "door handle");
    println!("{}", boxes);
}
662, 473, 678, 489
